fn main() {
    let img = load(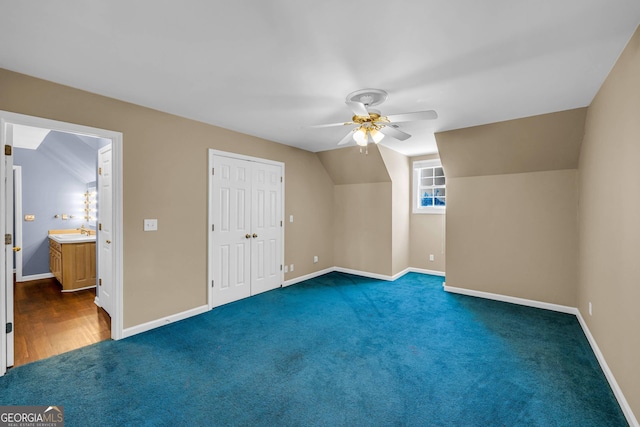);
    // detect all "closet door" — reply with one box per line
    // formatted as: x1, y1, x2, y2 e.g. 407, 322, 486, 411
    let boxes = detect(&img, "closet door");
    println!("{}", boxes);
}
250, 162, 282, 296
210, 153, 283, 307
211, 156, 252, 307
